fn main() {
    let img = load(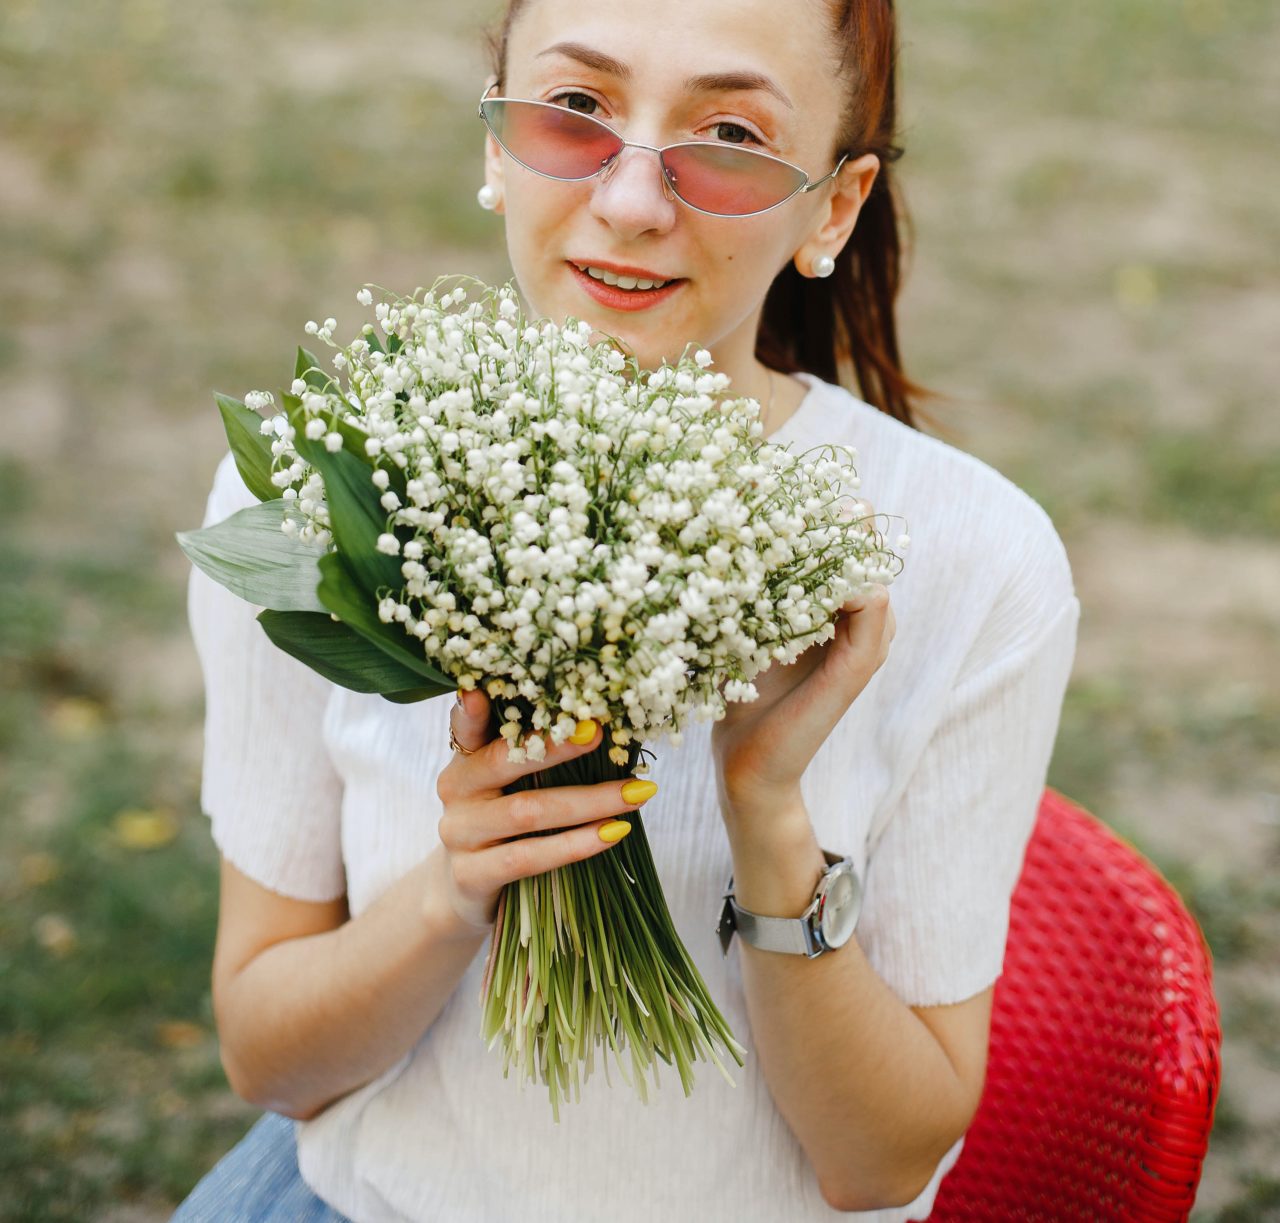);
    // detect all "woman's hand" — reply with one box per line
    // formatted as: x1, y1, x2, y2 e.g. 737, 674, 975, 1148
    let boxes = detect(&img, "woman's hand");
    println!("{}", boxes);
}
711, 500, 896, 826
432, 690, 658, 931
